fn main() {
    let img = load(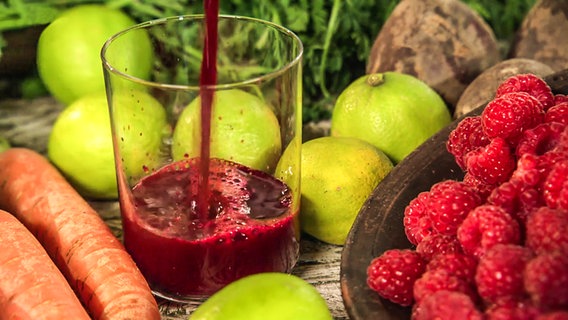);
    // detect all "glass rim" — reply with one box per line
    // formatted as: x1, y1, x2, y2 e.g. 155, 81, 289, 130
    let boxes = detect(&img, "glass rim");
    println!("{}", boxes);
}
100, 14, 304, 91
